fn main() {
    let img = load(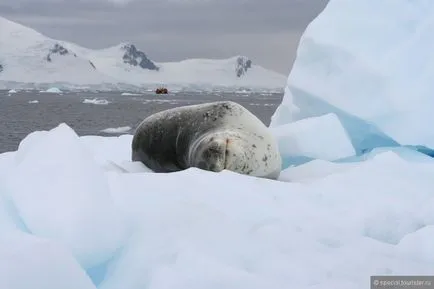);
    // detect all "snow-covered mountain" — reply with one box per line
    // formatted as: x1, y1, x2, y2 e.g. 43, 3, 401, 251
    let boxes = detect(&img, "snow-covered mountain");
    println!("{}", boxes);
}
0, 16, 286, 91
